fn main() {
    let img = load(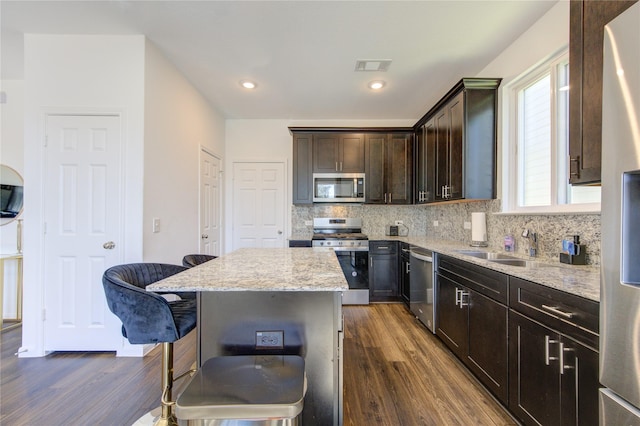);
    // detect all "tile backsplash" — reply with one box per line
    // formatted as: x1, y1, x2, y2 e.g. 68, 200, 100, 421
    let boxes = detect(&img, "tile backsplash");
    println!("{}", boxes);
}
292, 199, 601, 266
